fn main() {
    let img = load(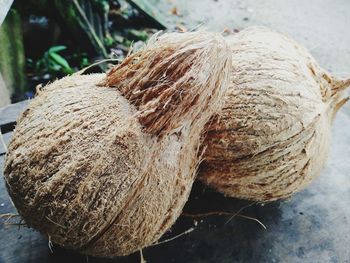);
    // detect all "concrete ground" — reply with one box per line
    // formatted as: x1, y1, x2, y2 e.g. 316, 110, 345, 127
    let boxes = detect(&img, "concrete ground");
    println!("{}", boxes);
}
0, 0, 13, 107
0, 73, 11, 107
